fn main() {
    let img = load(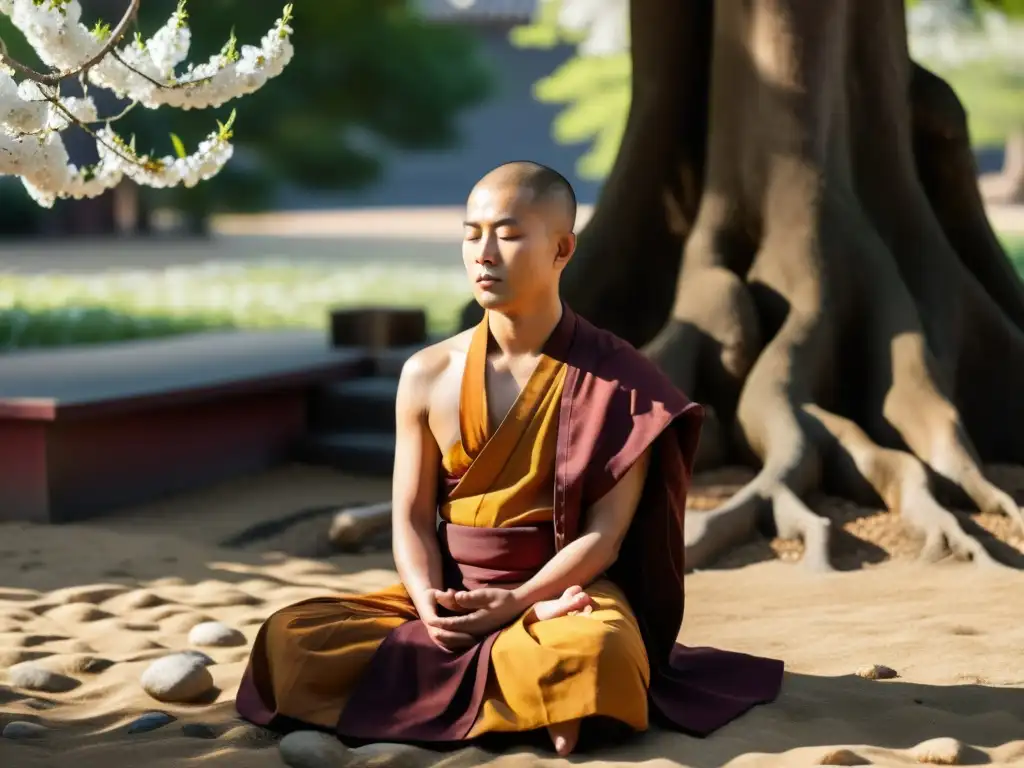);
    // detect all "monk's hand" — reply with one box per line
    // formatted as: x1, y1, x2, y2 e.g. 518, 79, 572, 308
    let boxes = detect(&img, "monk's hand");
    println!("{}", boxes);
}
529, 585, 598, 623
418, 589, 477, 653
428, 588, 524, 637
